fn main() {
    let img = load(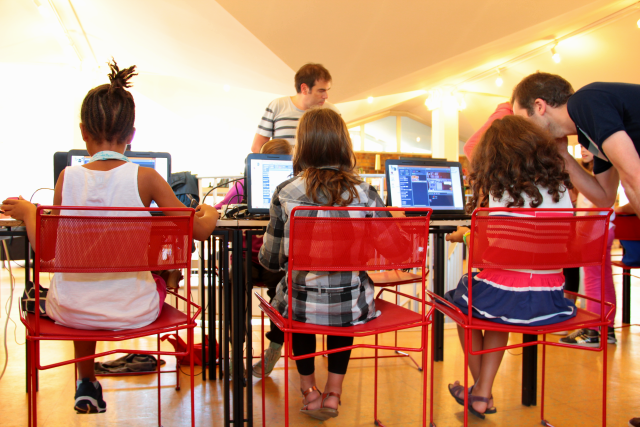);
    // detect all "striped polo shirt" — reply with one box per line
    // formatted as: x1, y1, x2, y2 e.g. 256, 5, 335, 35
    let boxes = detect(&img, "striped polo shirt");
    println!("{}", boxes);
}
256, 96, 340, 146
